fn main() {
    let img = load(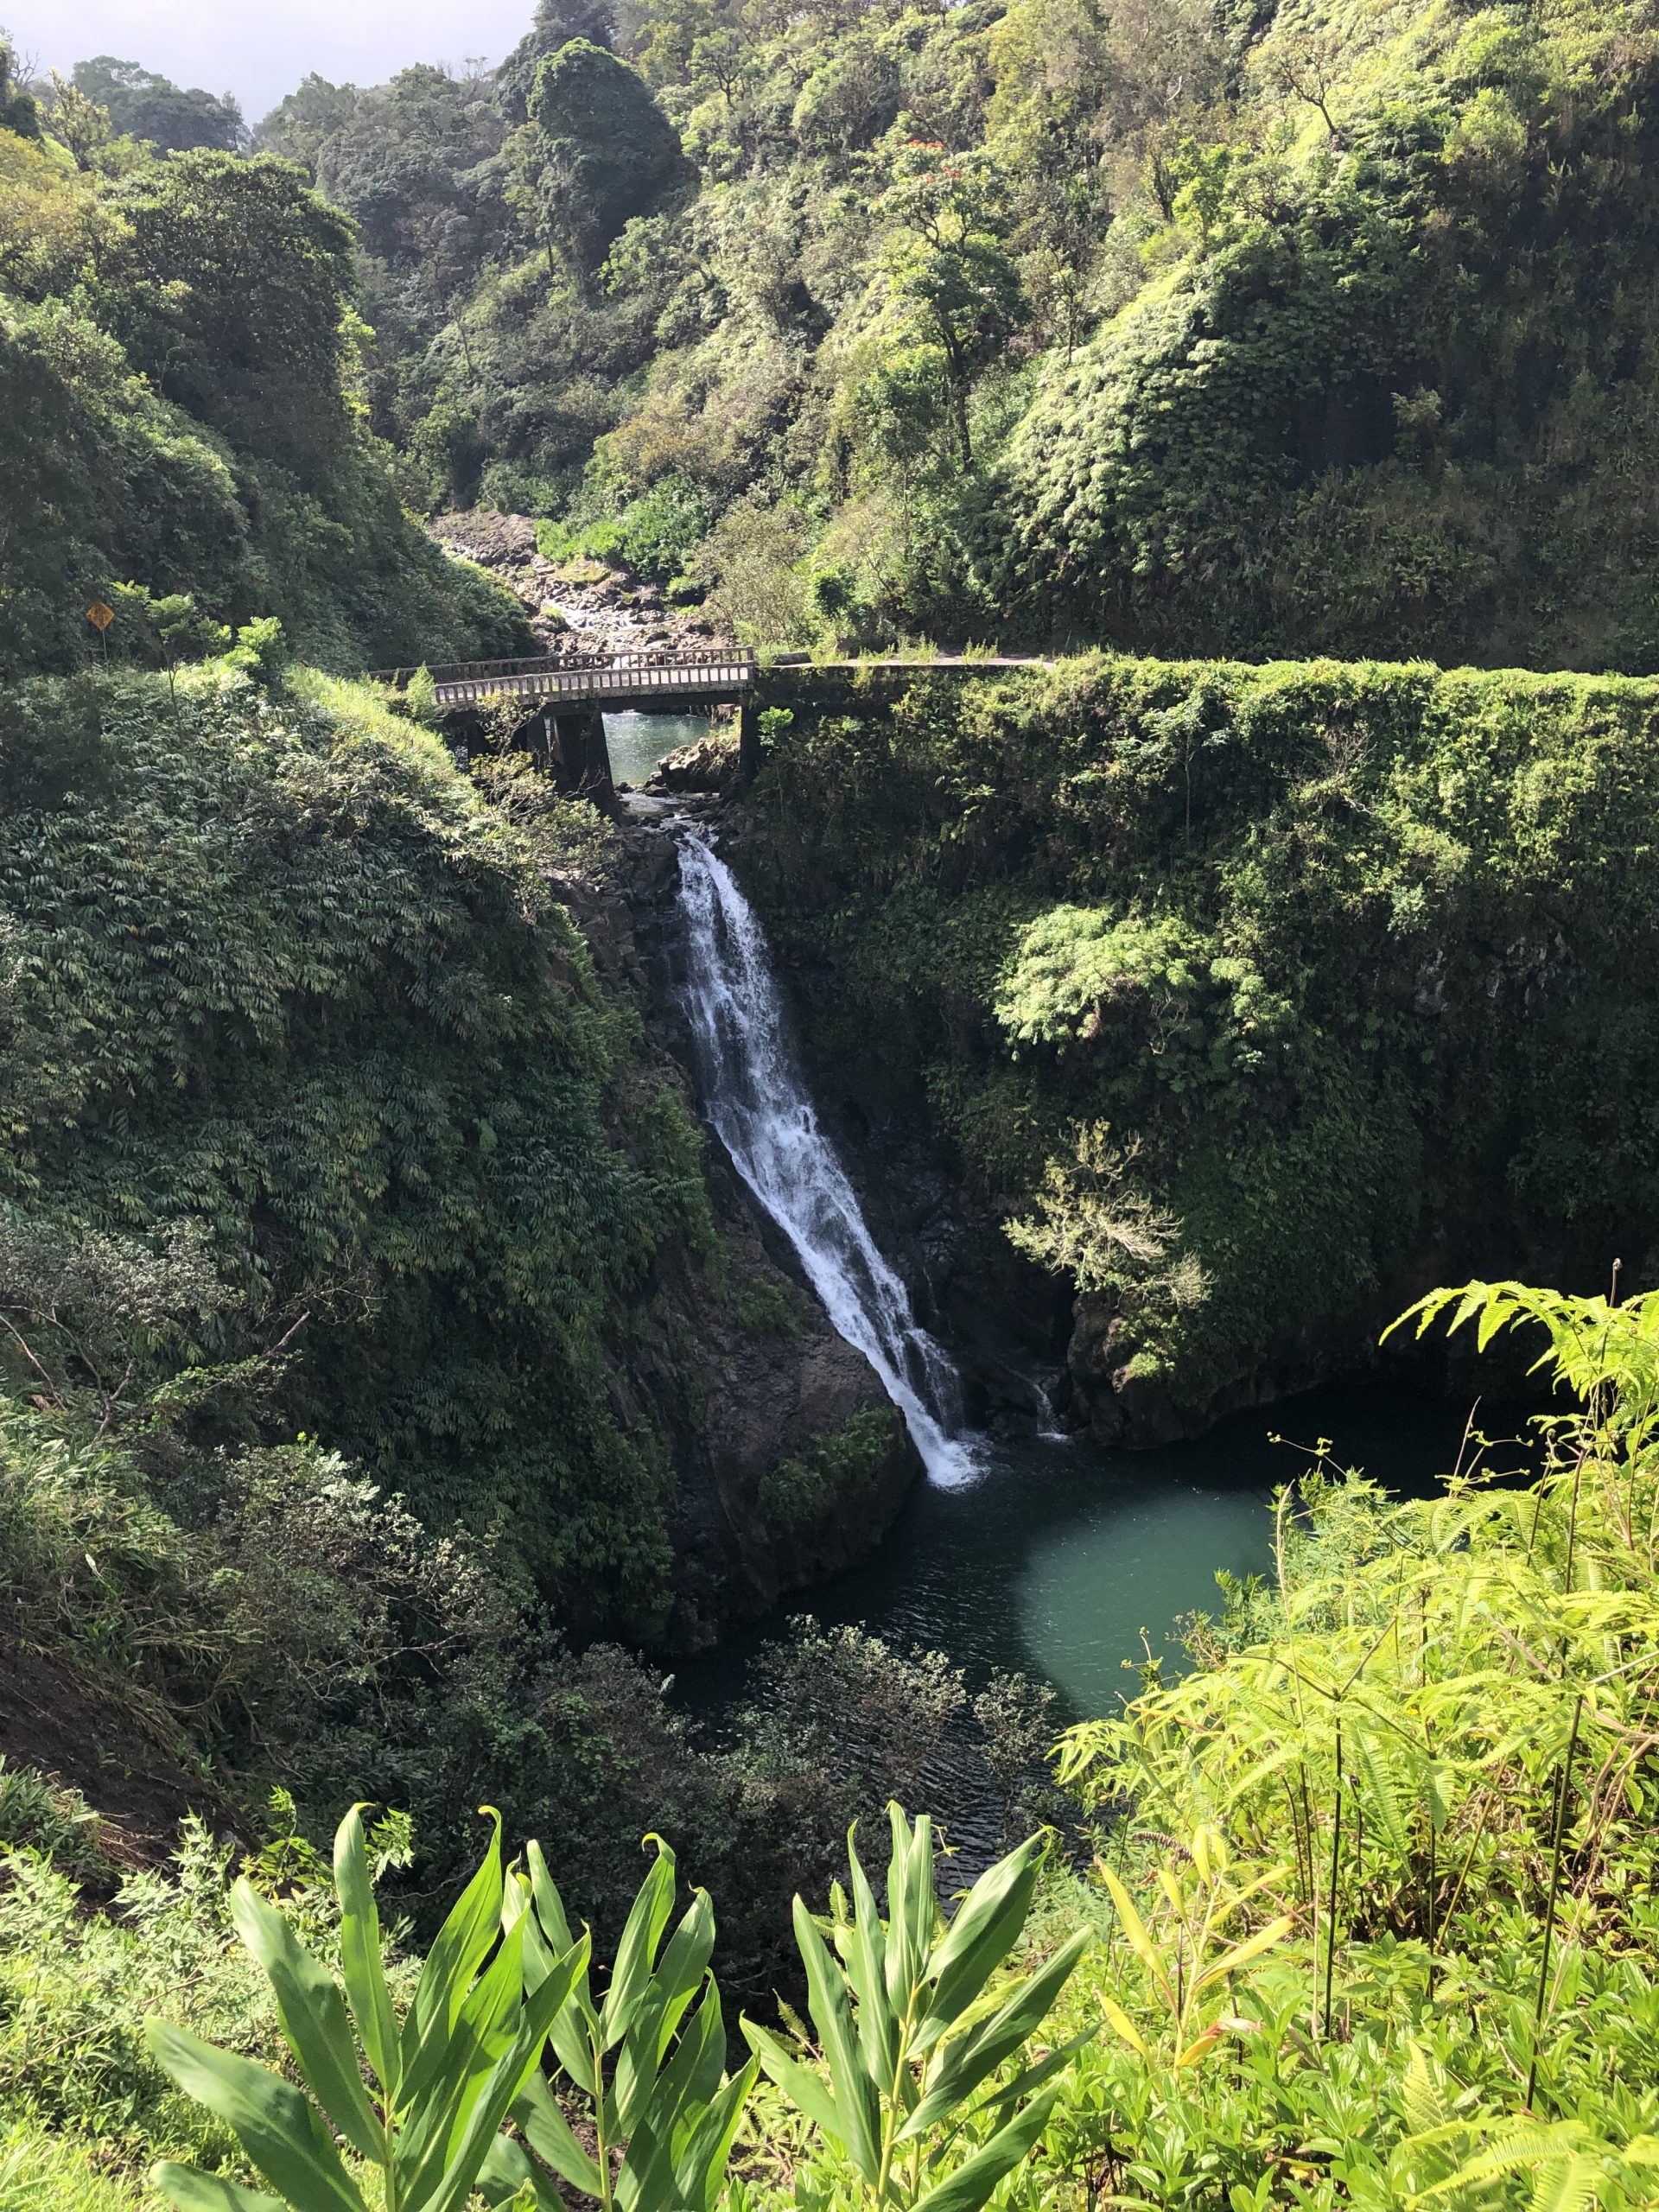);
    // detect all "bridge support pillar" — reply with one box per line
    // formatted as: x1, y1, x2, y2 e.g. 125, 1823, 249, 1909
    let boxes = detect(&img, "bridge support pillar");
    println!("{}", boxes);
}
738, 696, 760, 785
550, 706, 615, 810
